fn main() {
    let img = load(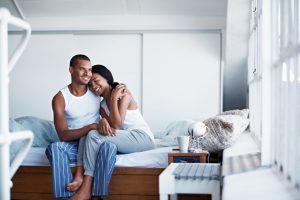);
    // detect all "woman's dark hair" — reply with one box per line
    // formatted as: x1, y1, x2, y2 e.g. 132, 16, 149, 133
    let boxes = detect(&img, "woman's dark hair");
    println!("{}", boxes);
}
92, 64, 119, 88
